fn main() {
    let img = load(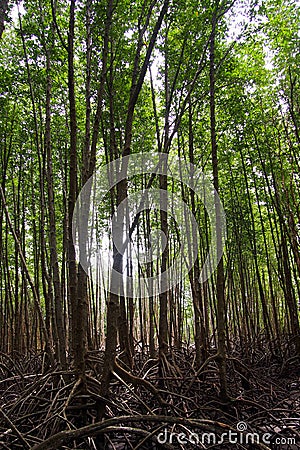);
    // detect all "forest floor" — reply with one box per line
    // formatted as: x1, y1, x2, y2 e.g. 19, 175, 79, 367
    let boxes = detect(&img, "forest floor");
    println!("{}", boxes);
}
0, 340, 299, 449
